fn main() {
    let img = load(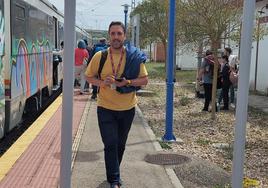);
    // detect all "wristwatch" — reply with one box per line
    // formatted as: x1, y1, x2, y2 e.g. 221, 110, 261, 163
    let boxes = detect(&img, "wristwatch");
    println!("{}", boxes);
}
126, 80, 131, 86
